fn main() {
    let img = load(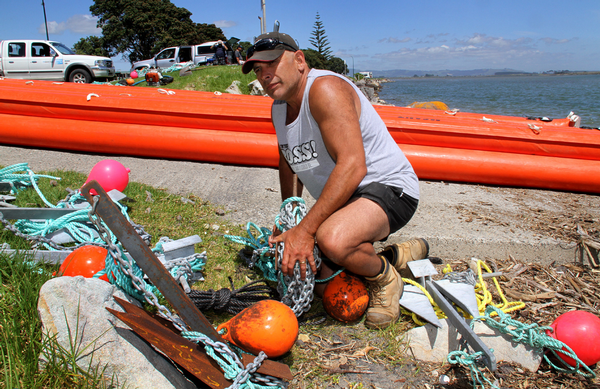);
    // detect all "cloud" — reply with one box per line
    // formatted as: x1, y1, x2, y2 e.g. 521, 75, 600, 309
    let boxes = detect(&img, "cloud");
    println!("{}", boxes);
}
370, 32, 546, 71
456, 33, 533, 49
214, 20, 237, 28
39, 21, 66, 35
540, 37, 573, 45
378, 37, 411, 44
38, 14, 101, 36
